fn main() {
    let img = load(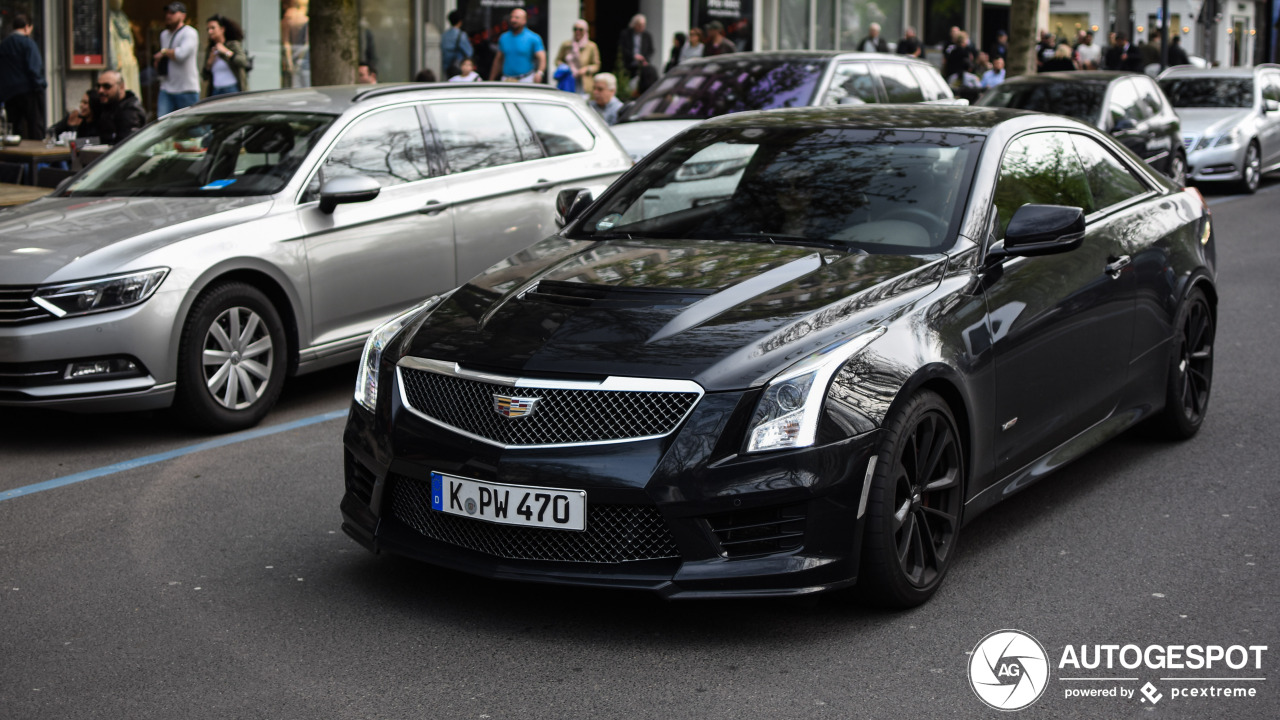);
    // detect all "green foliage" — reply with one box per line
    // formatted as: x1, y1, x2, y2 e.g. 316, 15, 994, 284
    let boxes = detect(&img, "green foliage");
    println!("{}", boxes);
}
613, 48, 634, 102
